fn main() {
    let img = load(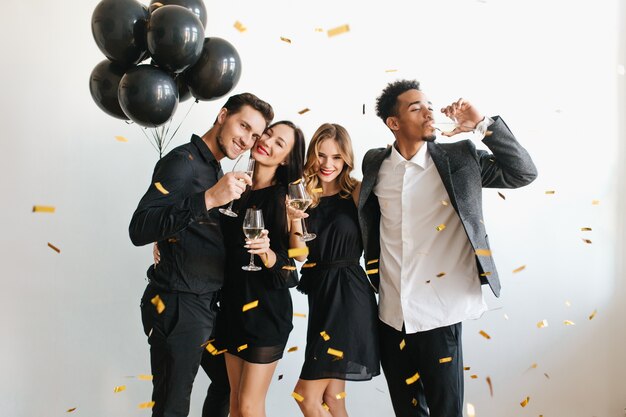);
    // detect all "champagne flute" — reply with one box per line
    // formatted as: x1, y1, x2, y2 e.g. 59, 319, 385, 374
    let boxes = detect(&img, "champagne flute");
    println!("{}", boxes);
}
287, 181, 316, 242
242, 208, 264, 271
220, 157, 255, 217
